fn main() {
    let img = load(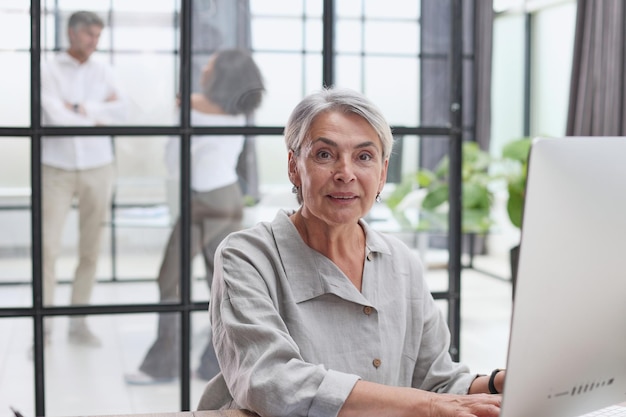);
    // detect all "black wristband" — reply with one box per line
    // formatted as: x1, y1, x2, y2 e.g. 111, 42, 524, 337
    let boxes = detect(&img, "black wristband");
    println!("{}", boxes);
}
488, 368, 503, 394
72, 103, 79, 113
